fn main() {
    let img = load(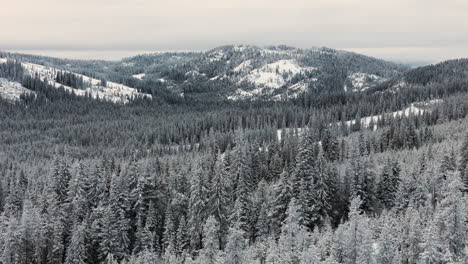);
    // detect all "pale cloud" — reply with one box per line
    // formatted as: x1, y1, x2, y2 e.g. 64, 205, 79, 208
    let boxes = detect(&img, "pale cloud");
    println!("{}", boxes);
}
1, 0, 467, 62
